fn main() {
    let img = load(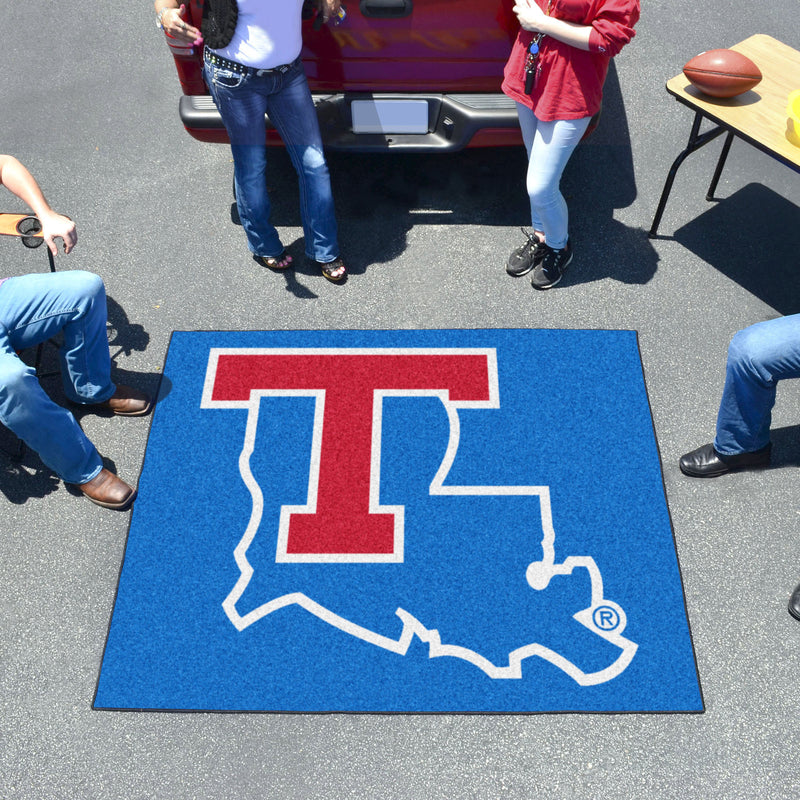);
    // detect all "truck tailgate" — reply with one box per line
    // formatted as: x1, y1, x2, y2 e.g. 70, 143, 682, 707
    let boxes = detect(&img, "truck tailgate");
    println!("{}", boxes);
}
302, 0, 518, 93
